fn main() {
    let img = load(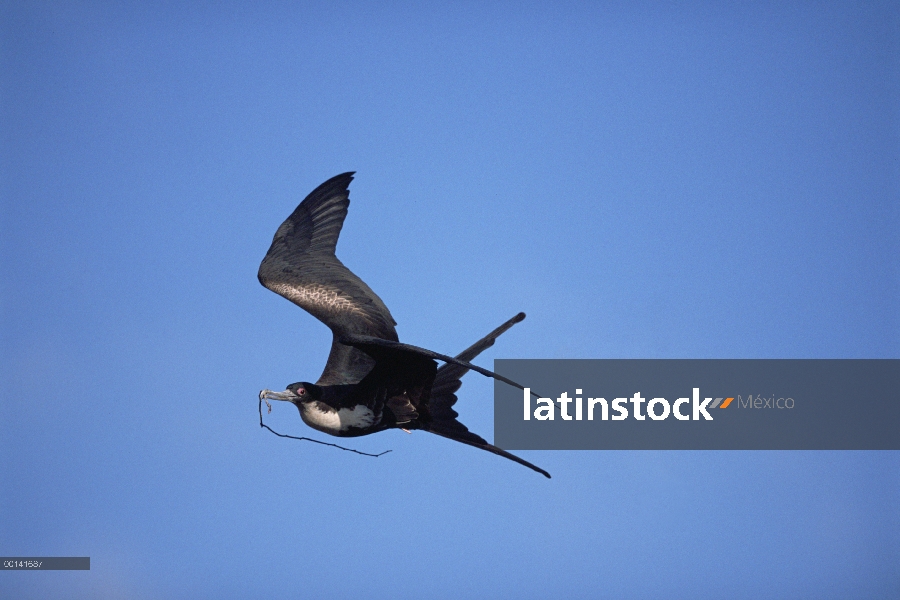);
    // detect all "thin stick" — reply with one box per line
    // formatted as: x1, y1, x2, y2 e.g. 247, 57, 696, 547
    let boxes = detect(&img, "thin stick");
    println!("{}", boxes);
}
258, 399, 392, 458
